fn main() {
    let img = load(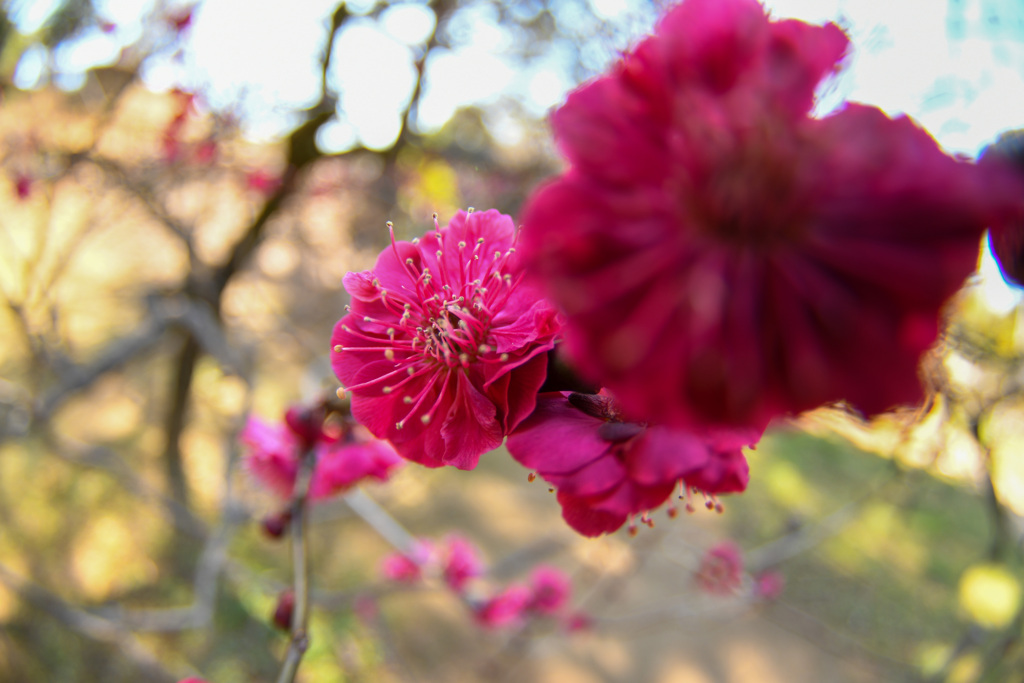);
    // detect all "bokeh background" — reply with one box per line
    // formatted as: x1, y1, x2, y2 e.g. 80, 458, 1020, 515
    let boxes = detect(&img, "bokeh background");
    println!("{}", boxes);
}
2, 0, 1024, 681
